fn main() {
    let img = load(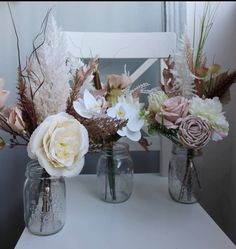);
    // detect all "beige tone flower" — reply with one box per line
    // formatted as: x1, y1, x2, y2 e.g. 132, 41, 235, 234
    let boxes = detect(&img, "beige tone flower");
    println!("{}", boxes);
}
156, 96, 189, 129
178, 115, 211, 150
148, 90, 168, 113
0, 78, 10, 109
106, 74, 133, 105
7, 106, 26, 133
27, 112, 89, 177
107, 74, 132, 89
